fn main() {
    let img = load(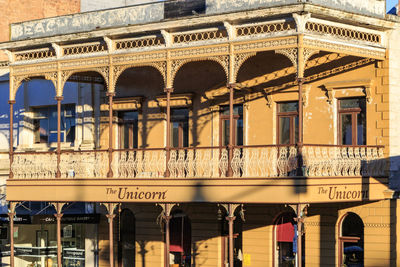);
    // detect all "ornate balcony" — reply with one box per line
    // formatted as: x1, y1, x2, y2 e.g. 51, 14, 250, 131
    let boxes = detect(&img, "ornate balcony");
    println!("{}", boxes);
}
10, 145, 386, 179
